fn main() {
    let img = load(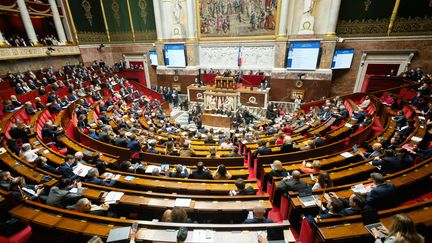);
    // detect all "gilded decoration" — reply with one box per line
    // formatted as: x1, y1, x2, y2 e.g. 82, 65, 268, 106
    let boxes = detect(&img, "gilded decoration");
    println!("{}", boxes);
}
81, 0, 93, 27
77, 31, 108, 43
110, 32, 134, 42
138, 0, 148, 24
337, 16, 432, 36
135, 31, 157, 41
364, 0, 372, 11
111, 0, 121, 28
